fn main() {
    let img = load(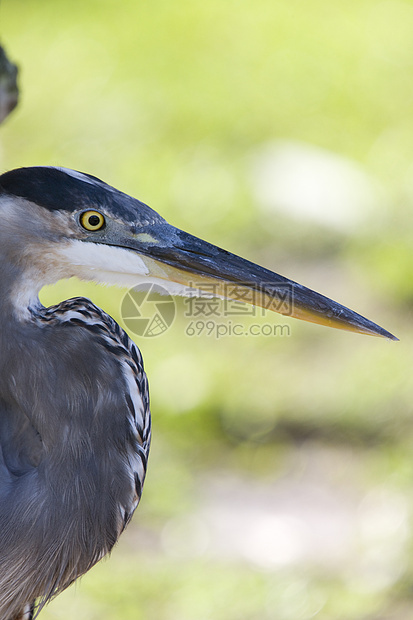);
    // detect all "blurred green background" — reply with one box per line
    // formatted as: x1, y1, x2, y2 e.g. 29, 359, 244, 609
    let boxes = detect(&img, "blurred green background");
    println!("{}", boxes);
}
1, 1, 413, 618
